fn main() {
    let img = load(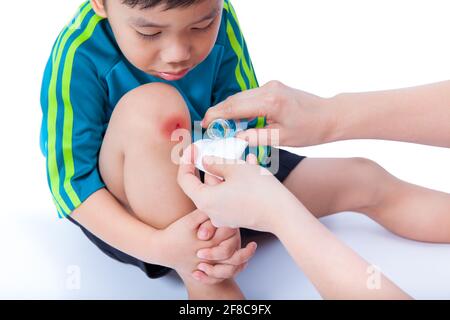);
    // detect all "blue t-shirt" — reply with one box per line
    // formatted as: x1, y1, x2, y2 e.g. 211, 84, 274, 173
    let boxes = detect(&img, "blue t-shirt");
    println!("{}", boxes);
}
40, 0, 267, 218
